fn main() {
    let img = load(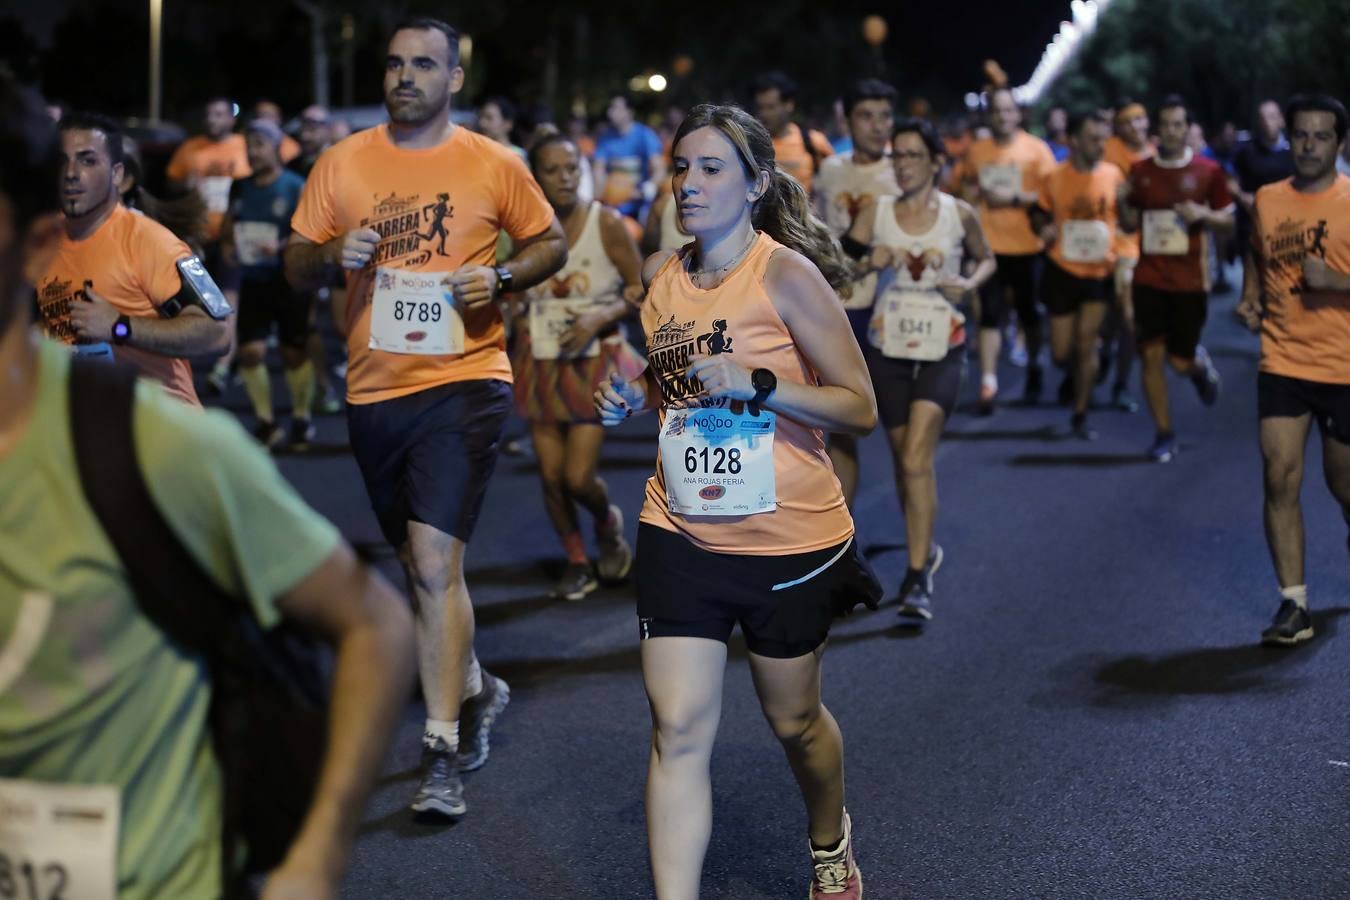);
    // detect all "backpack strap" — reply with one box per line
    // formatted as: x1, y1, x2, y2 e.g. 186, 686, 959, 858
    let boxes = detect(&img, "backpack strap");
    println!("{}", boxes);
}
68, 359, 233, 651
